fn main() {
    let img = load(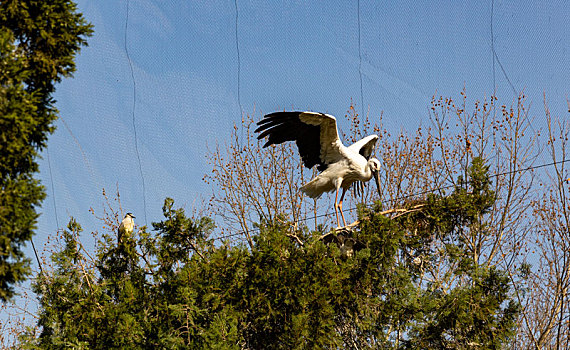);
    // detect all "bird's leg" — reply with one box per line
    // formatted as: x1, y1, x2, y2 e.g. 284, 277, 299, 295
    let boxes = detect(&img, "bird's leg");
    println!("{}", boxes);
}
339, 188, 348, 227
334, 186, 341, 228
